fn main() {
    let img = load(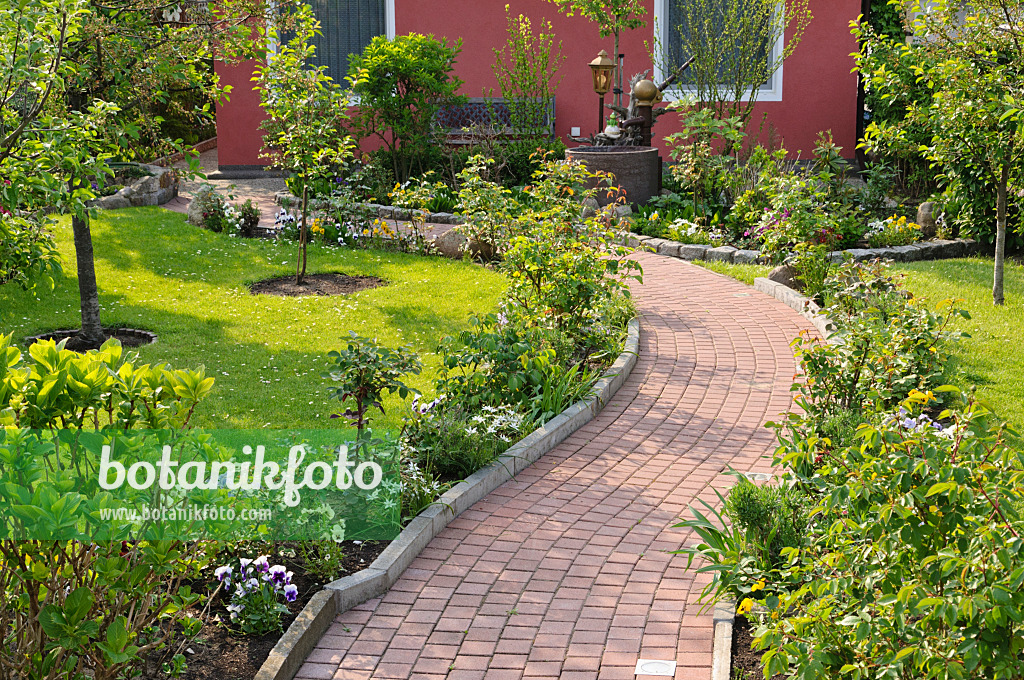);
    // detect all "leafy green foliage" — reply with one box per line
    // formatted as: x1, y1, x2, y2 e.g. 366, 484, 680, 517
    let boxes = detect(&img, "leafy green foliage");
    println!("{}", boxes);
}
0, 333, 213, 680
326, 332, 422, 434
255, 5, 356, 284
725, 476, 807, 571
855, 1, 1024, 304
491, 10, 564, 137
0, 211, 62, 291
348, 33, 465, 184
674, 254, 1024, 680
